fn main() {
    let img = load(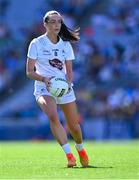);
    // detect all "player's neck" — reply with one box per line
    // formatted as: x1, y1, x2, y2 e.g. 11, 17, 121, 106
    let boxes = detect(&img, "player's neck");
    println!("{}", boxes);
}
46, 33, 59, 44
